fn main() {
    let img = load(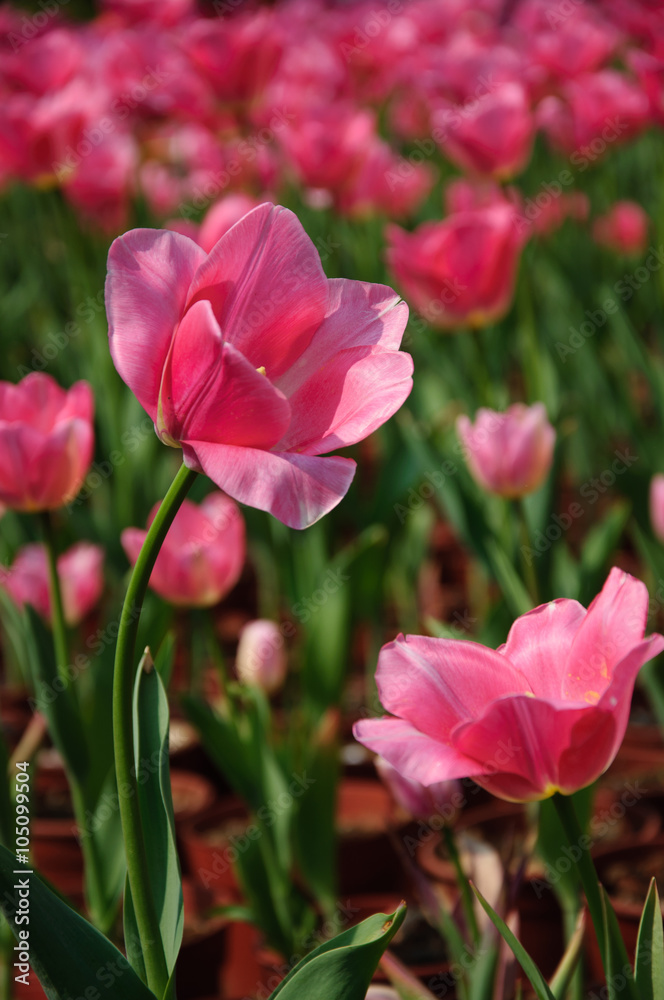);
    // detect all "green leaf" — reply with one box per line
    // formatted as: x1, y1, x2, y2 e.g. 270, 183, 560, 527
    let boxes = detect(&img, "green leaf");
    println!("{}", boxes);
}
601, 888, 640, 1000
470, 883, 556, 1000
0, 844, 156, 1000
635, 879, 664, 1000
268, 904, 407, 1000
154, 631, 177, 688
548, 909, 585, 999
124, 651, 183, 980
